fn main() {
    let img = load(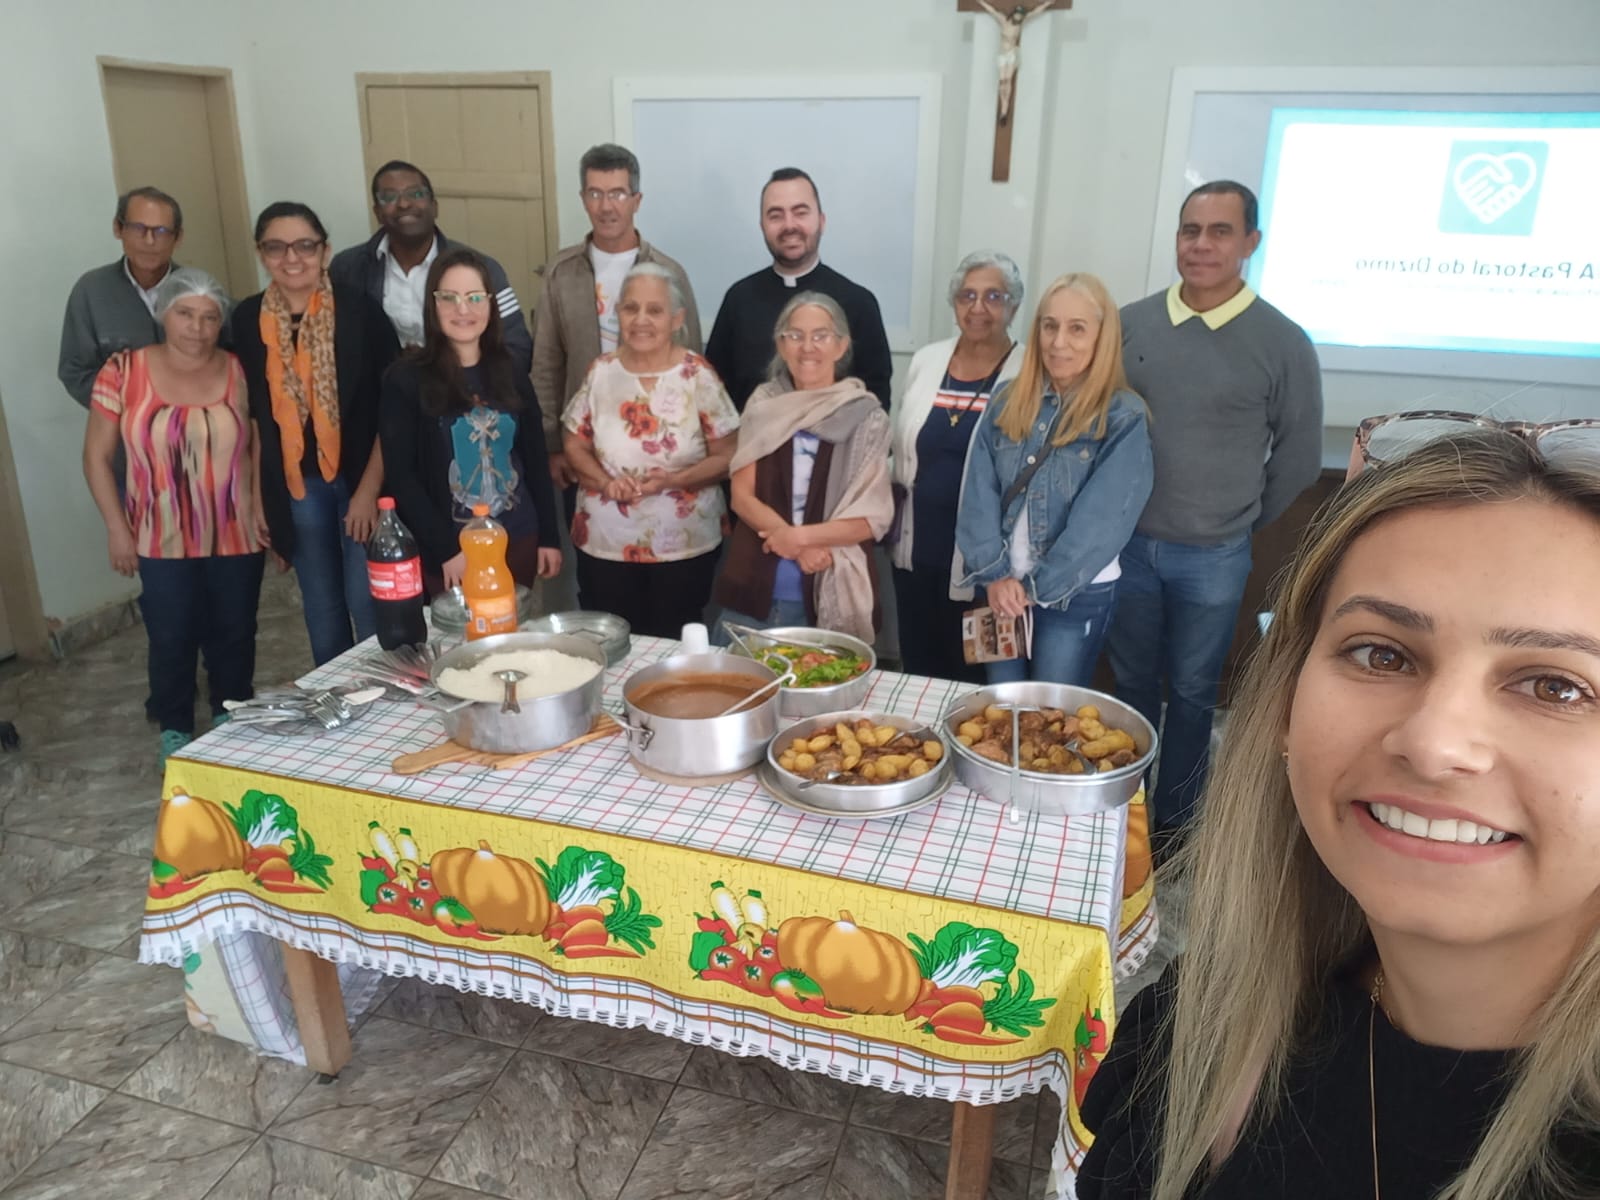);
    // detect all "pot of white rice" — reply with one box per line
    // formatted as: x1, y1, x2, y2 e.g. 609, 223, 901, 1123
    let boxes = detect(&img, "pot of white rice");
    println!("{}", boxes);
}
426, 631, 607, 754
